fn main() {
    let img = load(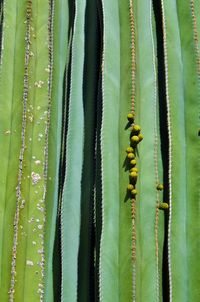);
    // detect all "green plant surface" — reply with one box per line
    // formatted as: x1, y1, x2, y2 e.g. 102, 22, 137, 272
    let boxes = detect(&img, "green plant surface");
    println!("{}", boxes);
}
99, 1, 121, 301
44, 1, 69, 301
61, 0, 86, 301
134, 1, 164, 301
7, 1, 52, 301
0, 1, 26, 300
176, 1, 200, 301
118, 1, 134, 301
161, 0, 188, 301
